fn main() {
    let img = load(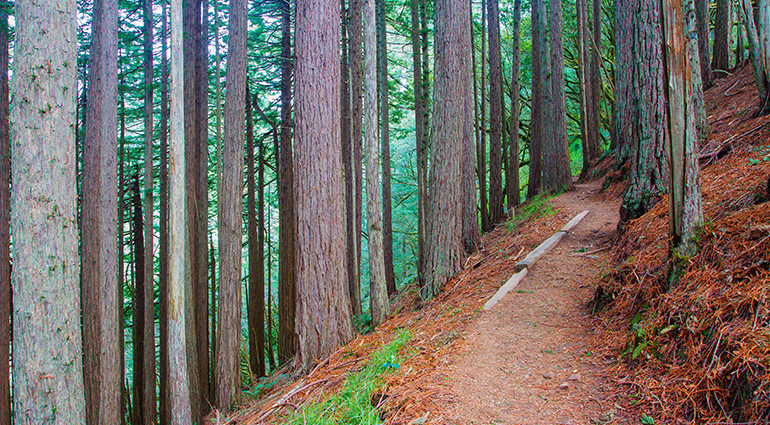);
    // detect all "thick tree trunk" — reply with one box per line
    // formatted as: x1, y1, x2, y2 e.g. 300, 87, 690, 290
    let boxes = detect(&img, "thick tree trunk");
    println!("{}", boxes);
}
169, 0, 194, 420
713, 0, 731, 71
527, 0, 543, 199
349, 0, 364, 317
278, 0, 297, 365
142, 0, 157, 421
159, 3, 171, 424
543, 0, 574, 192
10, 0, 86, 421
412, 0, 428, 285
132, 174, 146, 425
663, 0, 704, 256
294, 0, 354, 370
0, 5, 9, 423
695, 0, 712, 88
422, 0, 472, 300
364, 0, 390, 326
217, 0, 247, 410
377, 0, 396, 295
614, 0, 634, 168
479, 0, 489, 231
487, 0, 504, 225
82, 0, 121, 422
247, 88, 266, 379
508, 0, 521, 208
